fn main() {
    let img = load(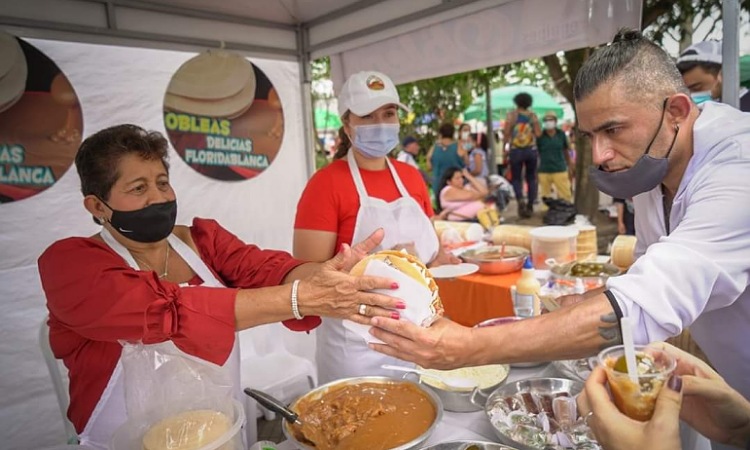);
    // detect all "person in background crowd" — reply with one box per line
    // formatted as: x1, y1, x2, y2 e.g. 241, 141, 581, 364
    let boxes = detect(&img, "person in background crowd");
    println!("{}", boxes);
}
396, 135, 420, 168
463, 126, 490, 186
457, 123, 474, 153
368, 29, 750, 415
676, 40, 750, 112
436, 167, 489, 222
578, 342, 750, 450
293, 70, 459, 384
536, 111, 573, 206
614, 197, 635, 235
503, 92, 542, 218
397, 135, 430, 185
38, 124, 402, 448
427, 122, 468, 198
